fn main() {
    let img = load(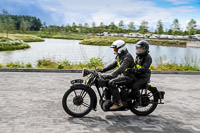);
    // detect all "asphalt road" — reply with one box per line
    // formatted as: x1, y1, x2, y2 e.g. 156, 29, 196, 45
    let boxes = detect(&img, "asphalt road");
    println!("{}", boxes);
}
0, 72, 200, 133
